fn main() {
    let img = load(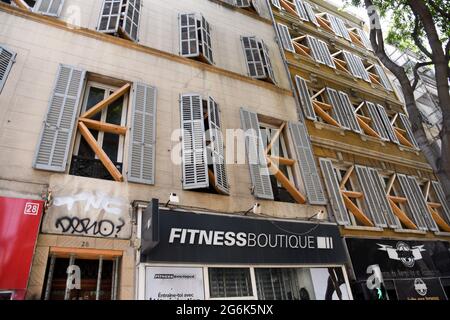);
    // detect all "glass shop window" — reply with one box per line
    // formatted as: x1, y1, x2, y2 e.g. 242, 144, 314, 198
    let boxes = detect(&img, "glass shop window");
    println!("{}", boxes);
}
208, 268, 253, 298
